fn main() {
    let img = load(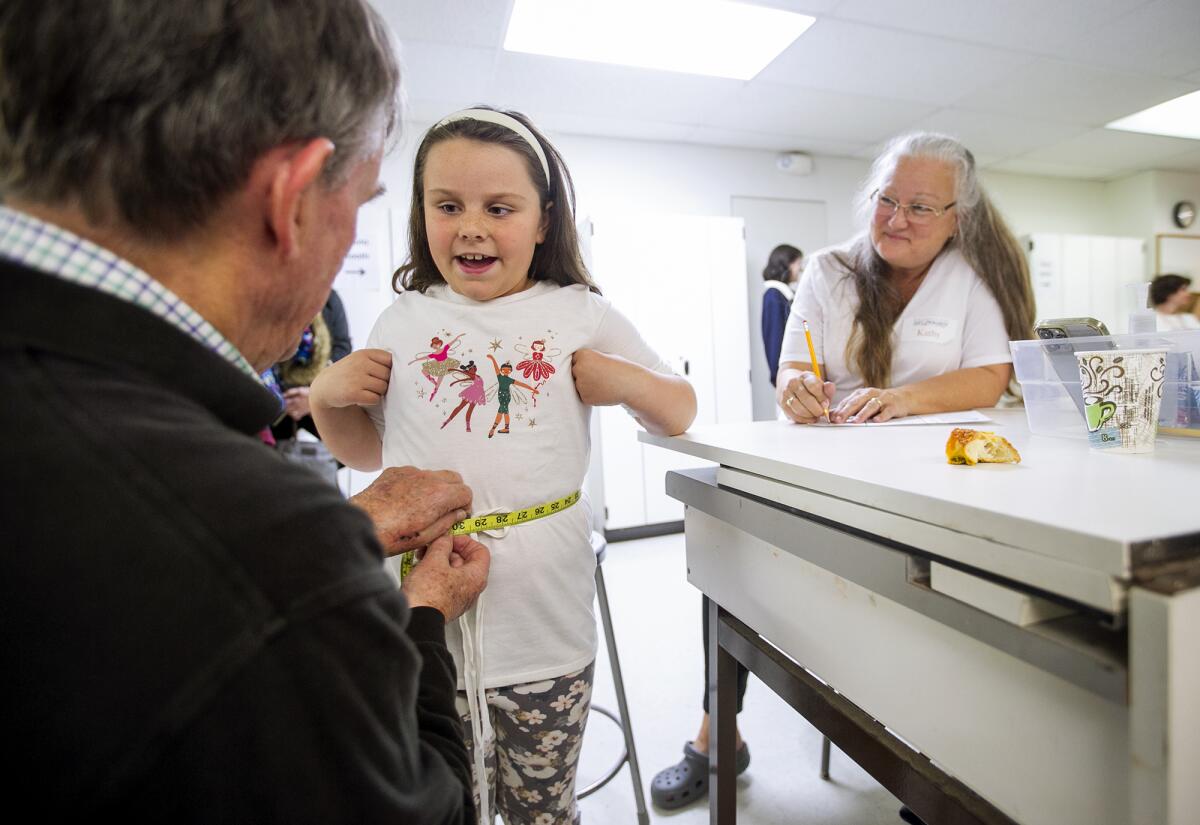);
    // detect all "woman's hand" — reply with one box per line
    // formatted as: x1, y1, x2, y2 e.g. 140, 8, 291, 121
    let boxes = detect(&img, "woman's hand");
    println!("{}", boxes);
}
310, 348, 392, 410
832, 387, 911, 423
282, 386, 311, 420
777, 367, 834, 424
